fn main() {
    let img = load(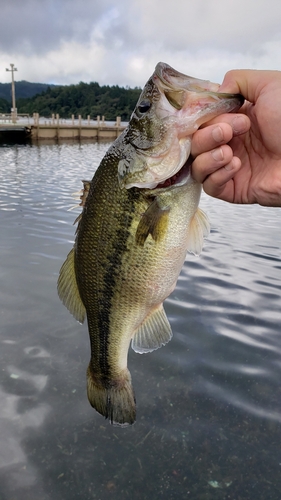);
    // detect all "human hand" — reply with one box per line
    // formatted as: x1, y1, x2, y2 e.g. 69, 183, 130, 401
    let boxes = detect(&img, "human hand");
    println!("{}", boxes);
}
191, 69, 281, 206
